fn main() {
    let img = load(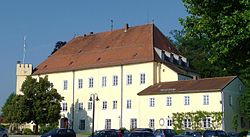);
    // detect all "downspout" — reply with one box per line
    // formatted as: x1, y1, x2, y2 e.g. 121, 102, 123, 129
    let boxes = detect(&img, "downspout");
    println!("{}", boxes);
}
72, 71, 75, 130
158, 63, 161, 83
221, 91, 225, 130
120, 65, 123, 128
